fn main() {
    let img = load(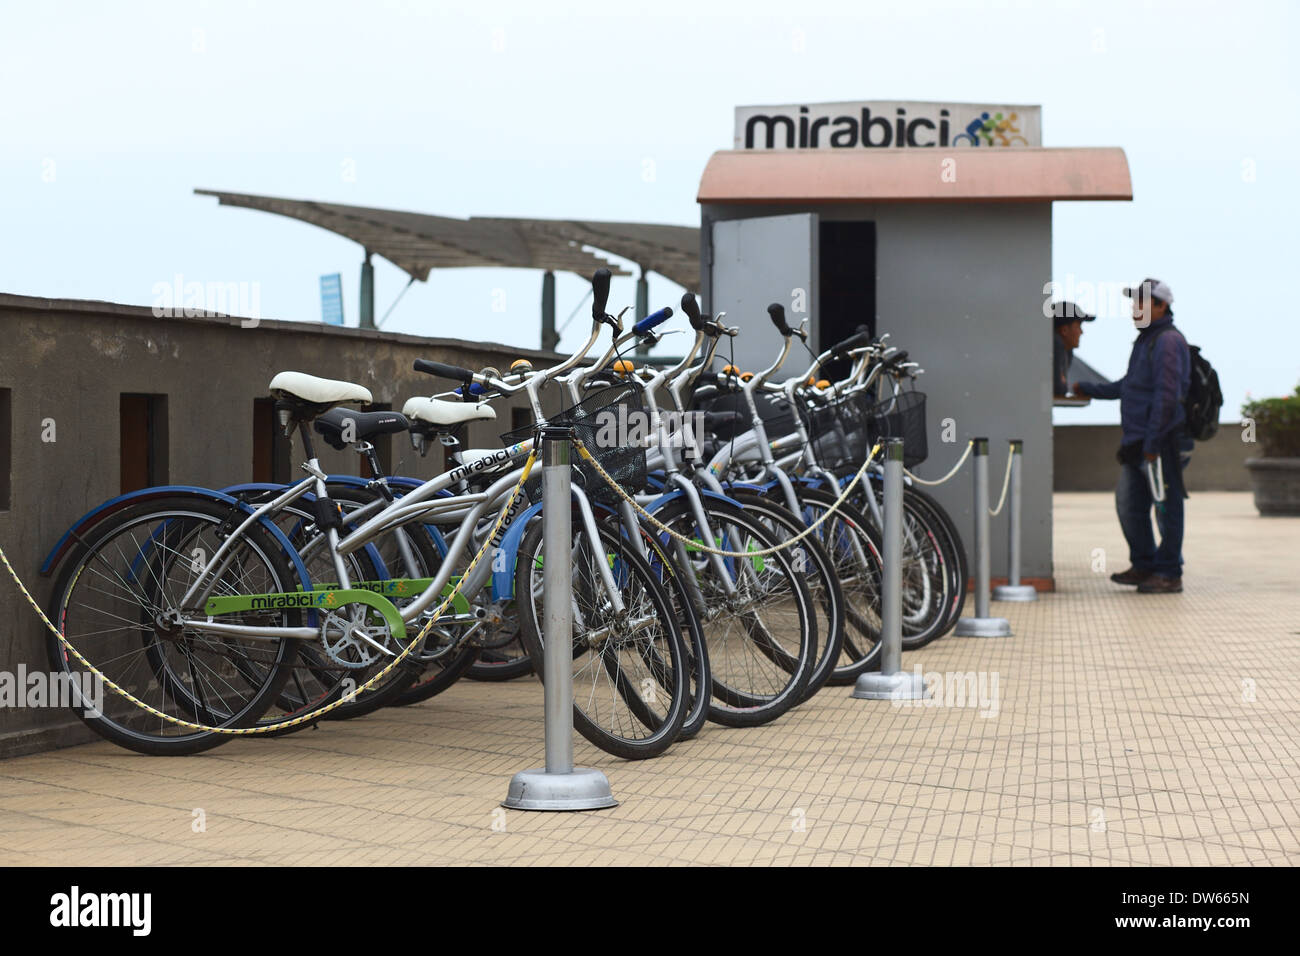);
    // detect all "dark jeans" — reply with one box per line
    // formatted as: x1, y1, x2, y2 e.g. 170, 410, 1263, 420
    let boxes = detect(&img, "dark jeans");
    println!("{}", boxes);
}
1115, 435, 1191, 578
